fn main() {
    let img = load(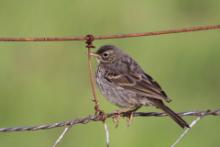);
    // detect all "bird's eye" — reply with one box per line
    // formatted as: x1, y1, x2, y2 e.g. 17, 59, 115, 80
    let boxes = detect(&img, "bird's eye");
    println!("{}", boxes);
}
103, 52, 109, 57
